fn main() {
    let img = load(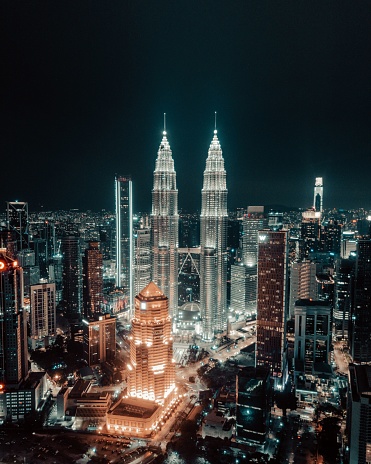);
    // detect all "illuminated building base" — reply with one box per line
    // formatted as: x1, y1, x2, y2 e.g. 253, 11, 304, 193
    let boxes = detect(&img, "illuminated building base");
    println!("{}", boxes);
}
106, 387, 178, 438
